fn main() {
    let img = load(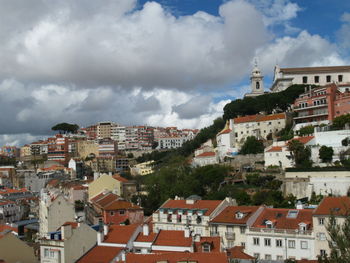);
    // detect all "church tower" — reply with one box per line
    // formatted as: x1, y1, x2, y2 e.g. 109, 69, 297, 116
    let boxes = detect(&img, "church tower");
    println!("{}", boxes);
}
245, 59, 264, 97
